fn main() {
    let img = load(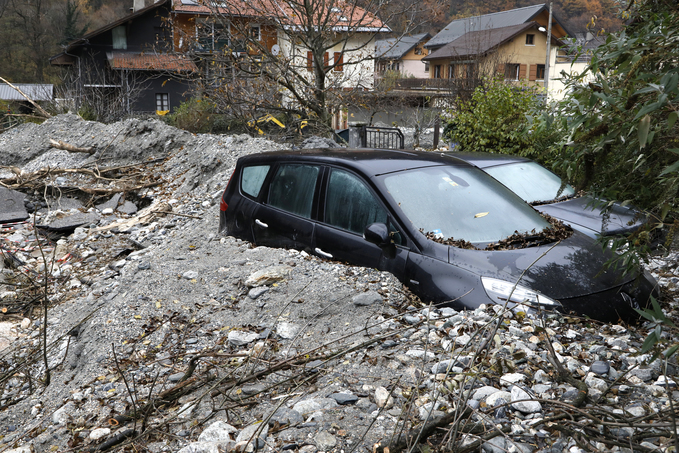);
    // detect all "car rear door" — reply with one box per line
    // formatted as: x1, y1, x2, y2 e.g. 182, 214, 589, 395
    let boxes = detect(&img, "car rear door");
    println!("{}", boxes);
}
313, 166, 408, 280
251, 162, 321, 253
